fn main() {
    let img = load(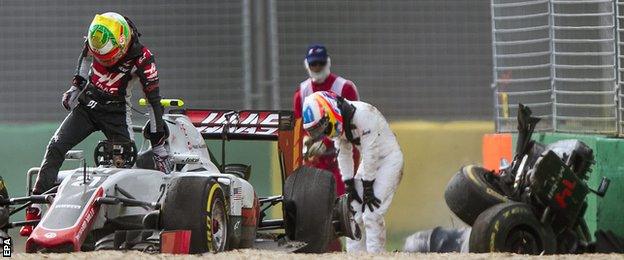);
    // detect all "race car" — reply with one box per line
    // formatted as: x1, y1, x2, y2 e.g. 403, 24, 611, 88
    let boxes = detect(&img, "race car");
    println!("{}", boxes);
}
0, 99, 360, 254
